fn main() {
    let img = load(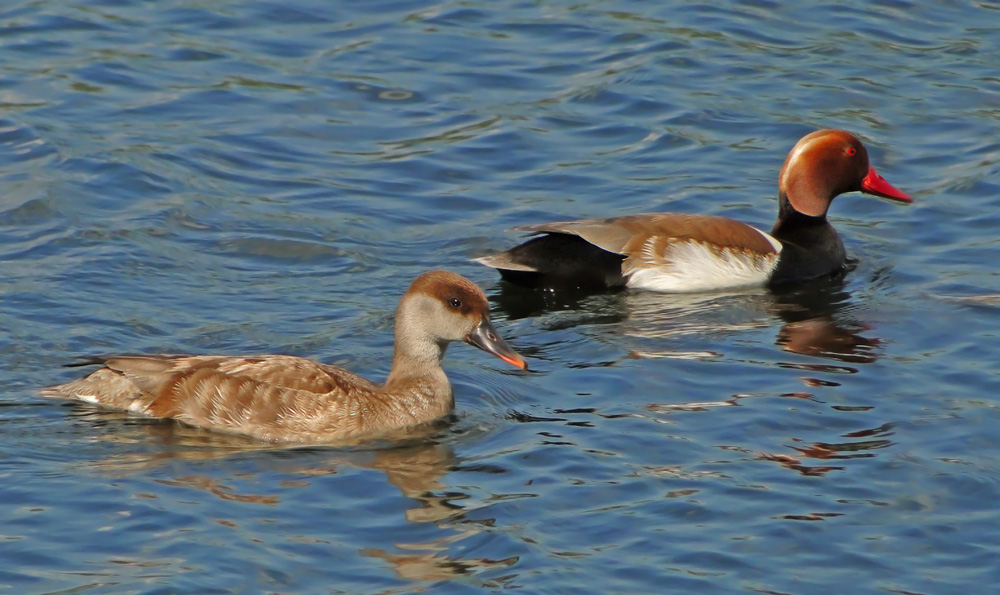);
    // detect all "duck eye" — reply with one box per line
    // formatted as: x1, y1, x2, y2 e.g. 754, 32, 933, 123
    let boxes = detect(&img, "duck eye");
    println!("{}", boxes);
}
846, 147, 857, 157
449, 298, 462, 309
